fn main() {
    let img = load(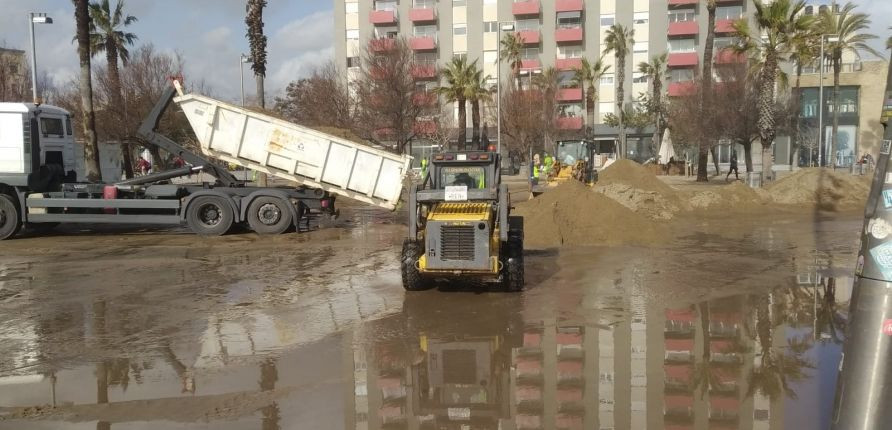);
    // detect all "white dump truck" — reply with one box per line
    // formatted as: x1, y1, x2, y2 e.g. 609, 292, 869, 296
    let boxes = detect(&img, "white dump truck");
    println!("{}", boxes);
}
0, 81, 411, 239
